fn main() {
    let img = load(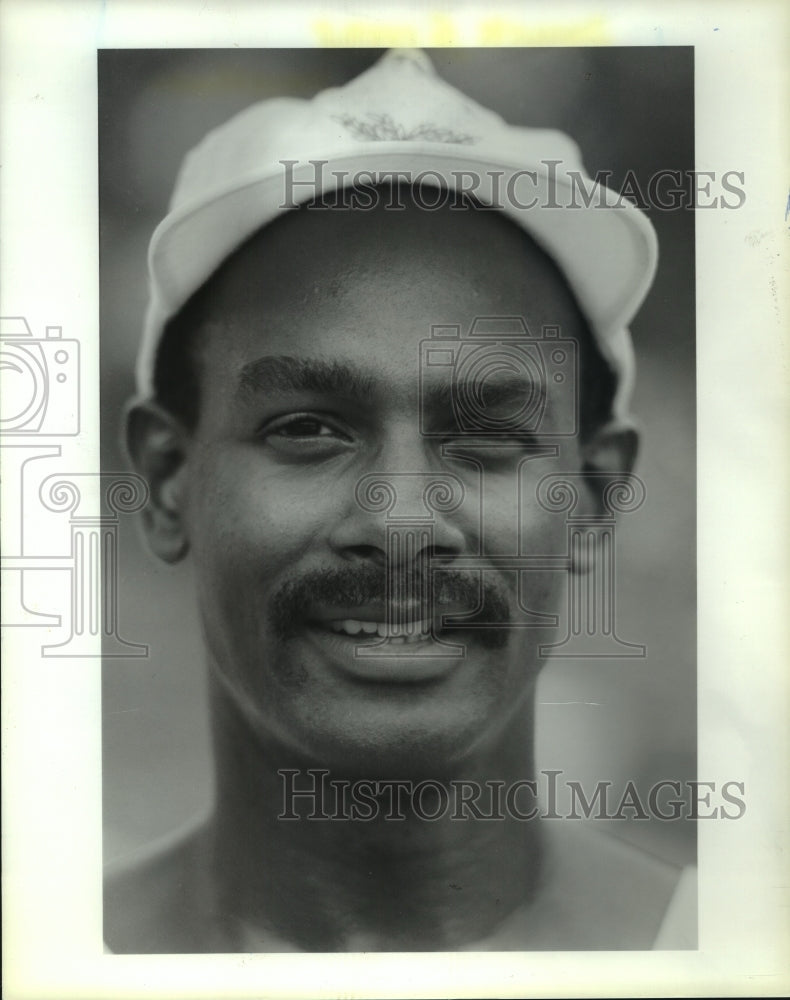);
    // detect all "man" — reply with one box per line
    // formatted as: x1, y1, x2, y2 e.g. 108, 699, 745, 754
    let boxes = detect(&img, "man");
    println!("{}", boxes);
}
105, 48, 695, 952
